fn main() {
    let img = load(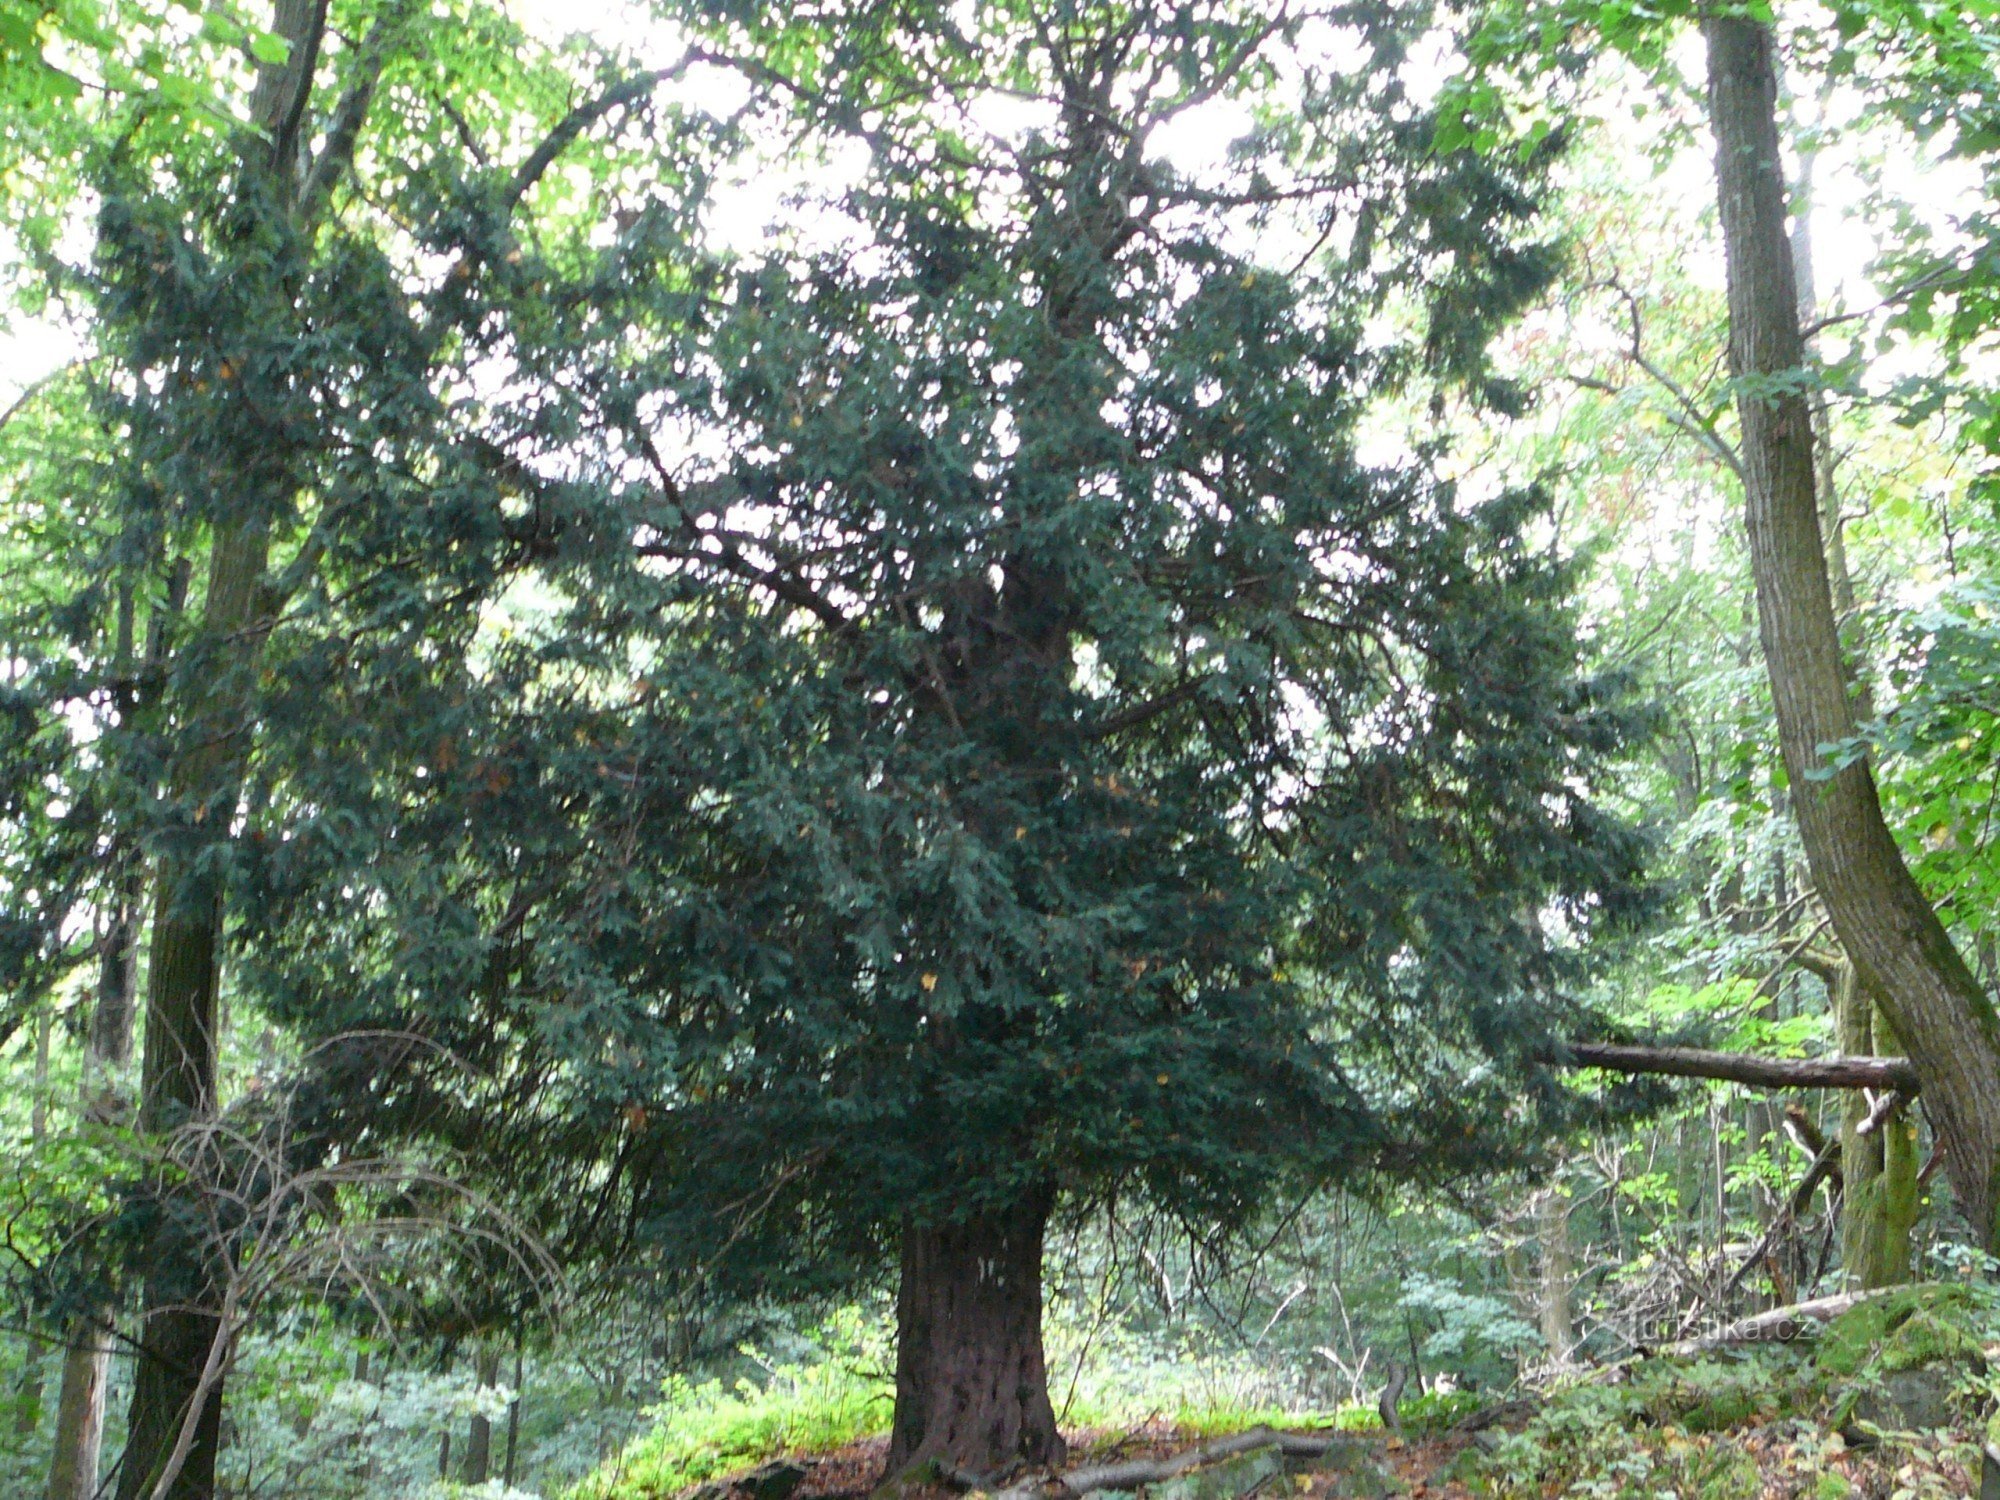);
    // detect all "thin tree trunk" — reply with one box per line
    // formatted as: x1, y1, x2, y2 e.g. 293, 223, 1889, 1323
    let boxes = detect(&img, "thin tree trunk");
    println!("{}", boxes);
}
503, 1333, 523, 1488
45, 887, 141, 1500
350, 1349, 376, 1484
1875, 1013, 1921, 1278
43, 1337, 109, 1500
1836, 965, 1887, 1283
887, 1189, 1064, 1478
18, 1013, 51, 1438
47, 587, 150, 1500
1789, 138, 1867, 657
1702, 13, 2000, 1247
1534, 1188, 1572, 1364
462, 1345, 500, 1484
